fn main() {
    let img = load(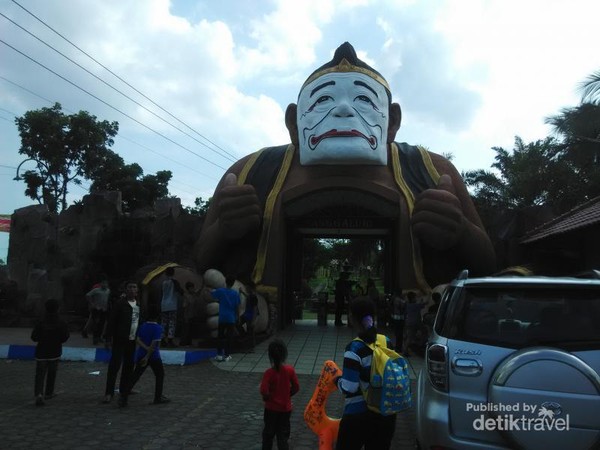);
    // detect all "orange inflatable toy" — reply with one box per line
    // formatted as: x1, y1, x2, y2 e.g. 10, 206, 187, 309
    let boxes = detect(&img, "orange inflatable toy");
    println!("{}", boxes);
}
304, 360, 342, 450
